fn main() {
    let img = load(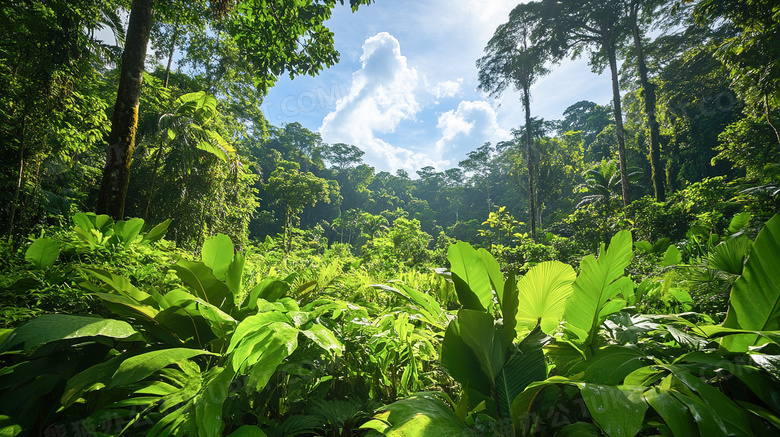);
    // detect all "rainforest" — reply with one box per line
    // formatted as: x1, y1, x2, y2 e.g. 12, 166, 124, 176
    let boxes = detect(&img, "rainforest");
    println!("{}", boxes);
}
1, 0, 780, 436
